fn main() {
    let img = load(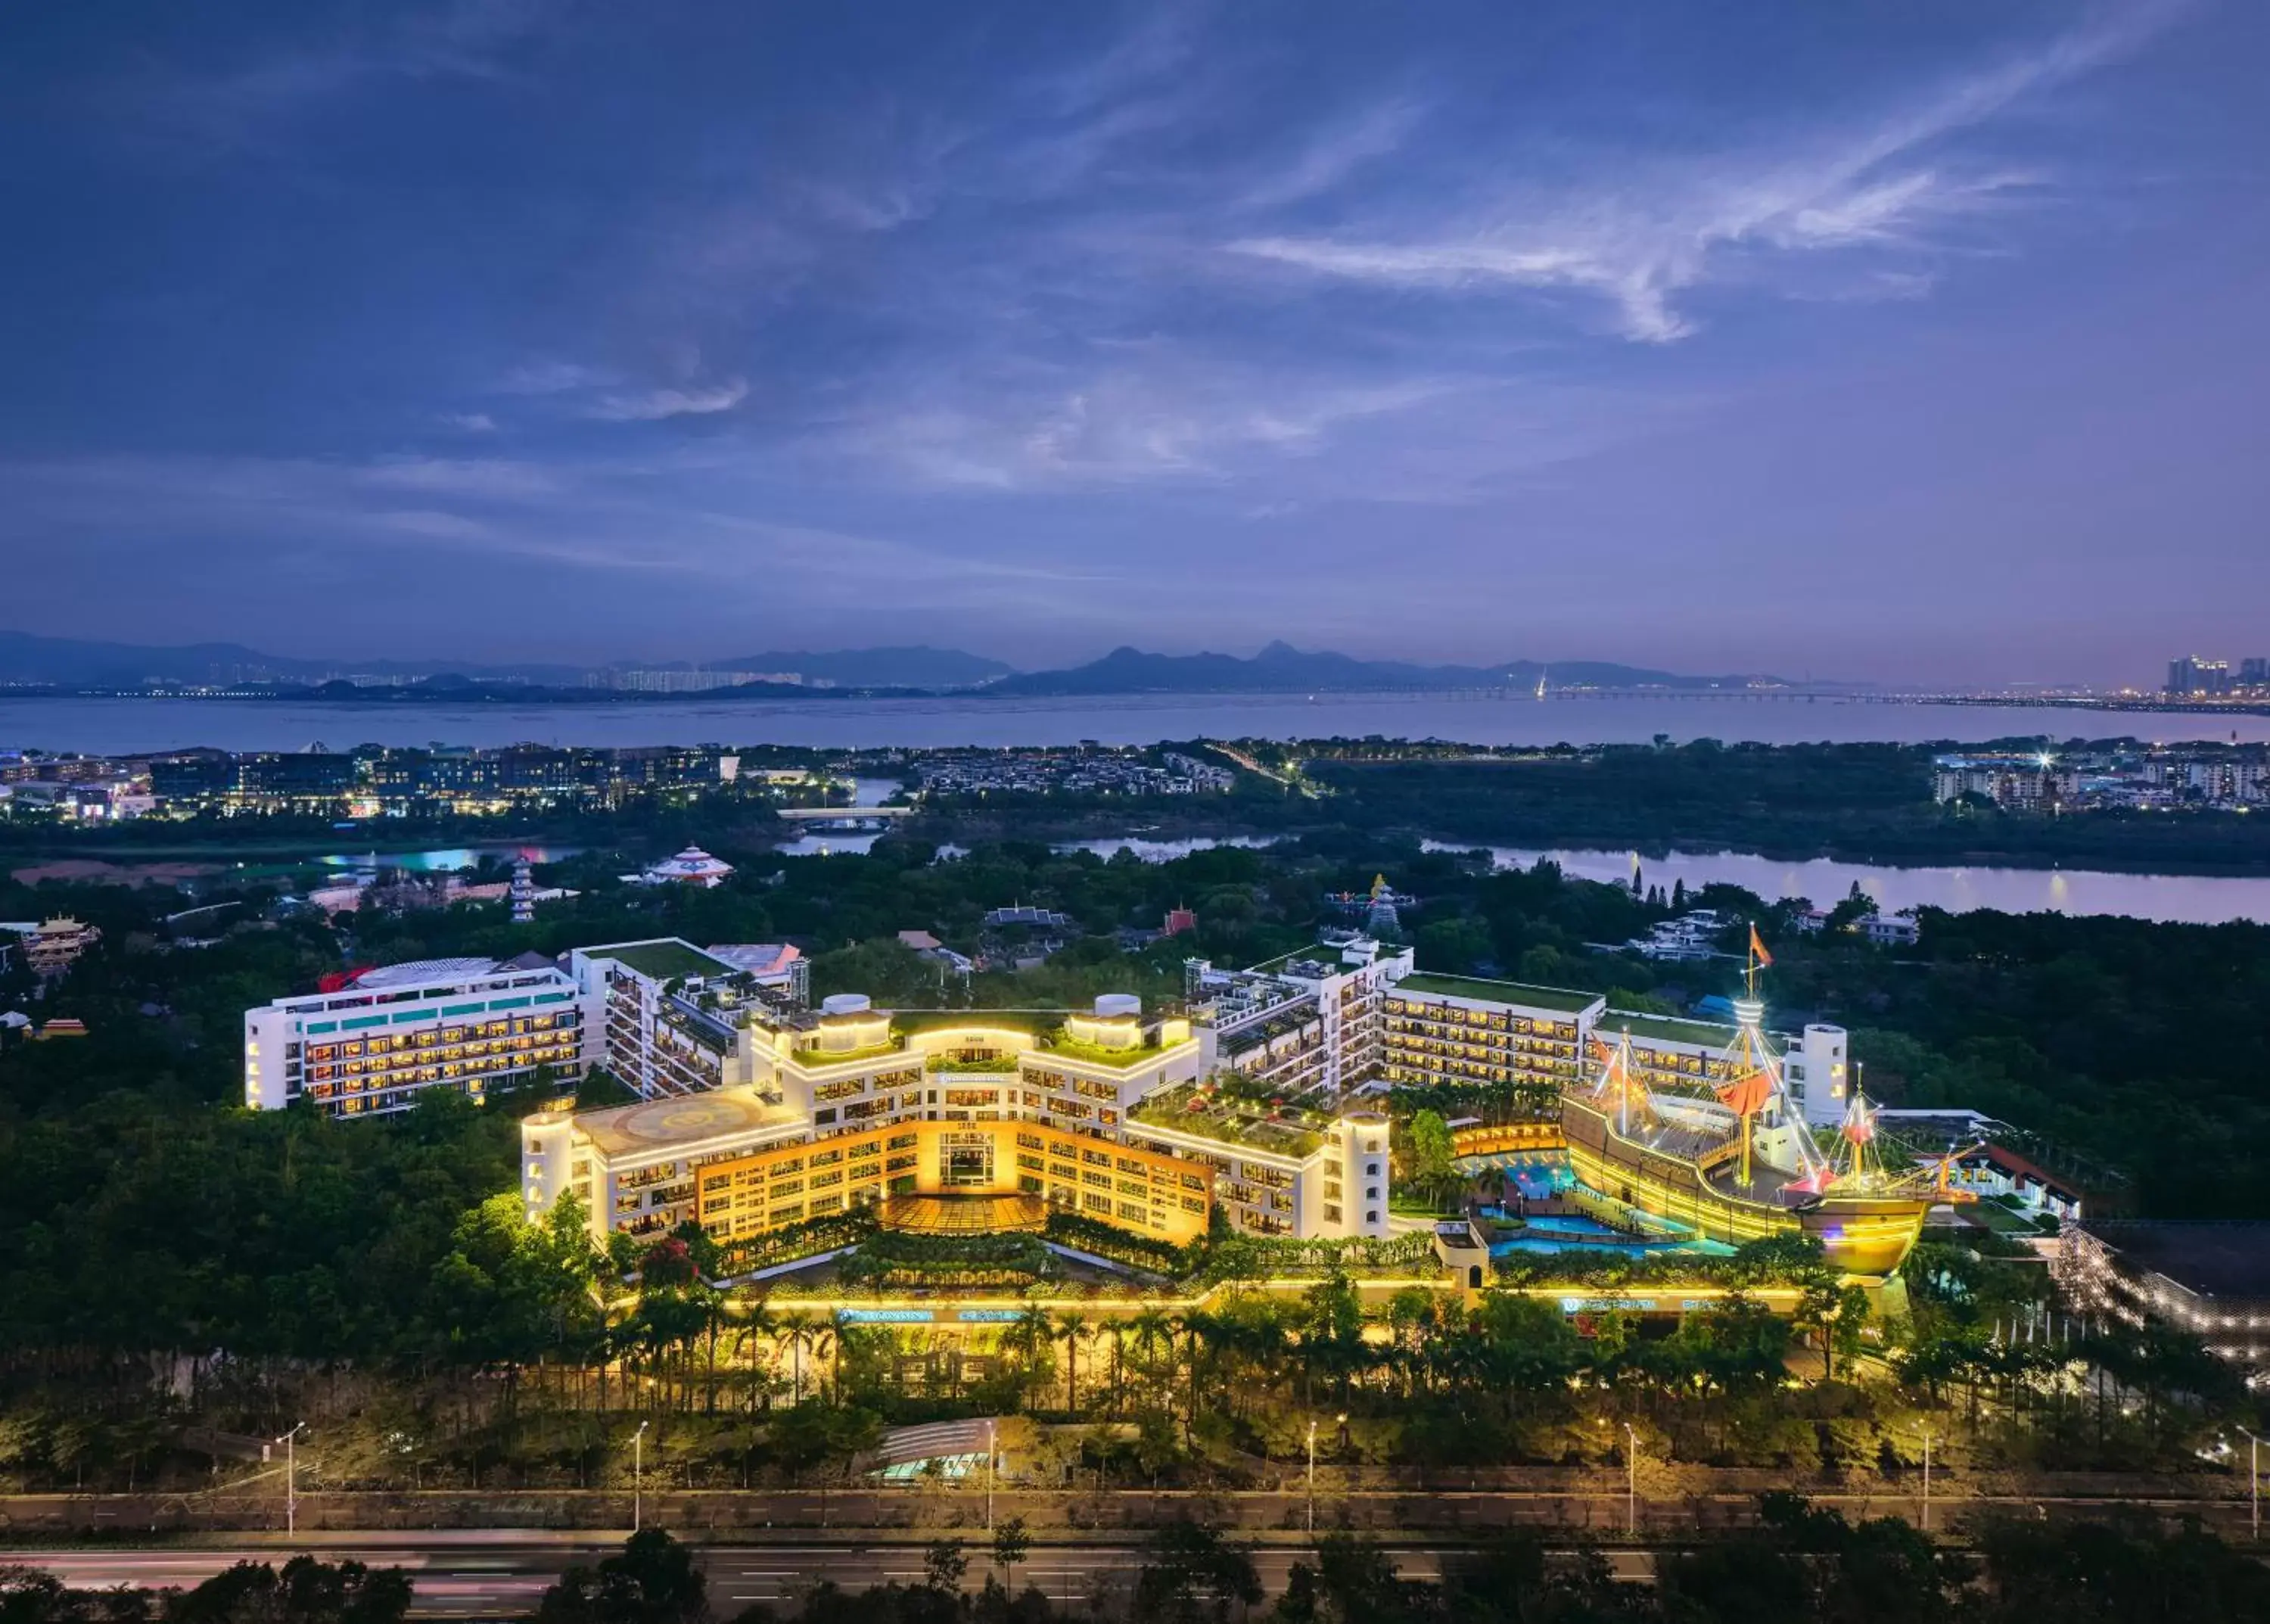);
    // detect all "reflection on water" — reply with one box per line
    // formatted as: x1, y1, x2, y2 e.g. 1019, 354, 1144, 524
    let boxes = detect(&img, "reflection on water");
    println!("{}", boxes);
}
774, 832, 885, 857
1423, 841, 2270, 926
316, 844, 582, 873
